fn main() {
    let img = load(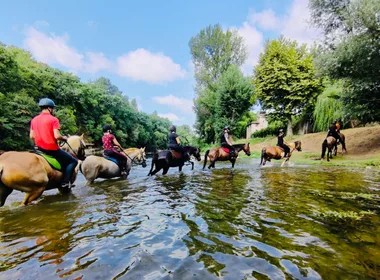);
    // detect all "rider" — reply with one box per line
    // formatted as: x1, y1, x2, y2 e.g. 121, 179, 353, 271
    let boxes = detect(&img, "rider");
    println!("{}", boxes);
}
220, 126, 236, 159
277, 129, 290, 158
102, 125, 129, 177
167, 125, 188, 160
30, 98, 78, 188
326, 121, 341, 143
